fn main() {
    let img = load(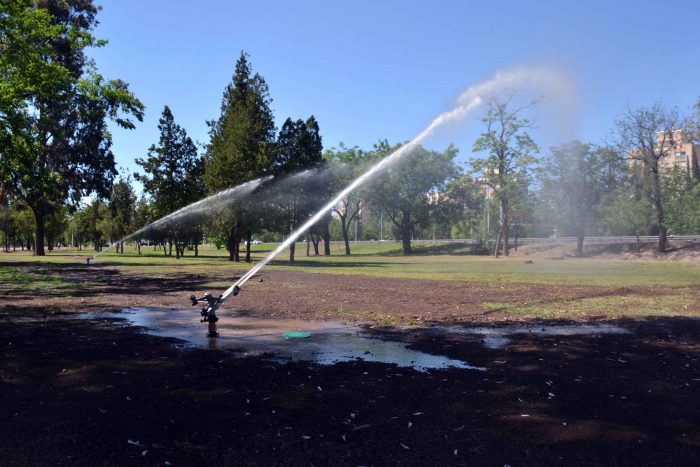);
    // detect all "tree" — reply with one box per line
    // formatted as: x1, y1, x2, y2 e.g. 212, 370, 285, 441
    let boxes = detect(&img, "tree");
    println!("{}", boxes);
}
540, 141, 606, 256
273, 116, 324, 262
135, 106, 204, 258
445, 176, 485, 241
205, 51, 276, 261
471, 97, 539, 257
83, 199, 106, 251
366, 142, 459, 254
324, 144, 372, 255
662, 166, 700, 235
0, 0, 144, 256
106, 177, 137, 253
617, 103, 683, 253
44, 205, 68, 251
